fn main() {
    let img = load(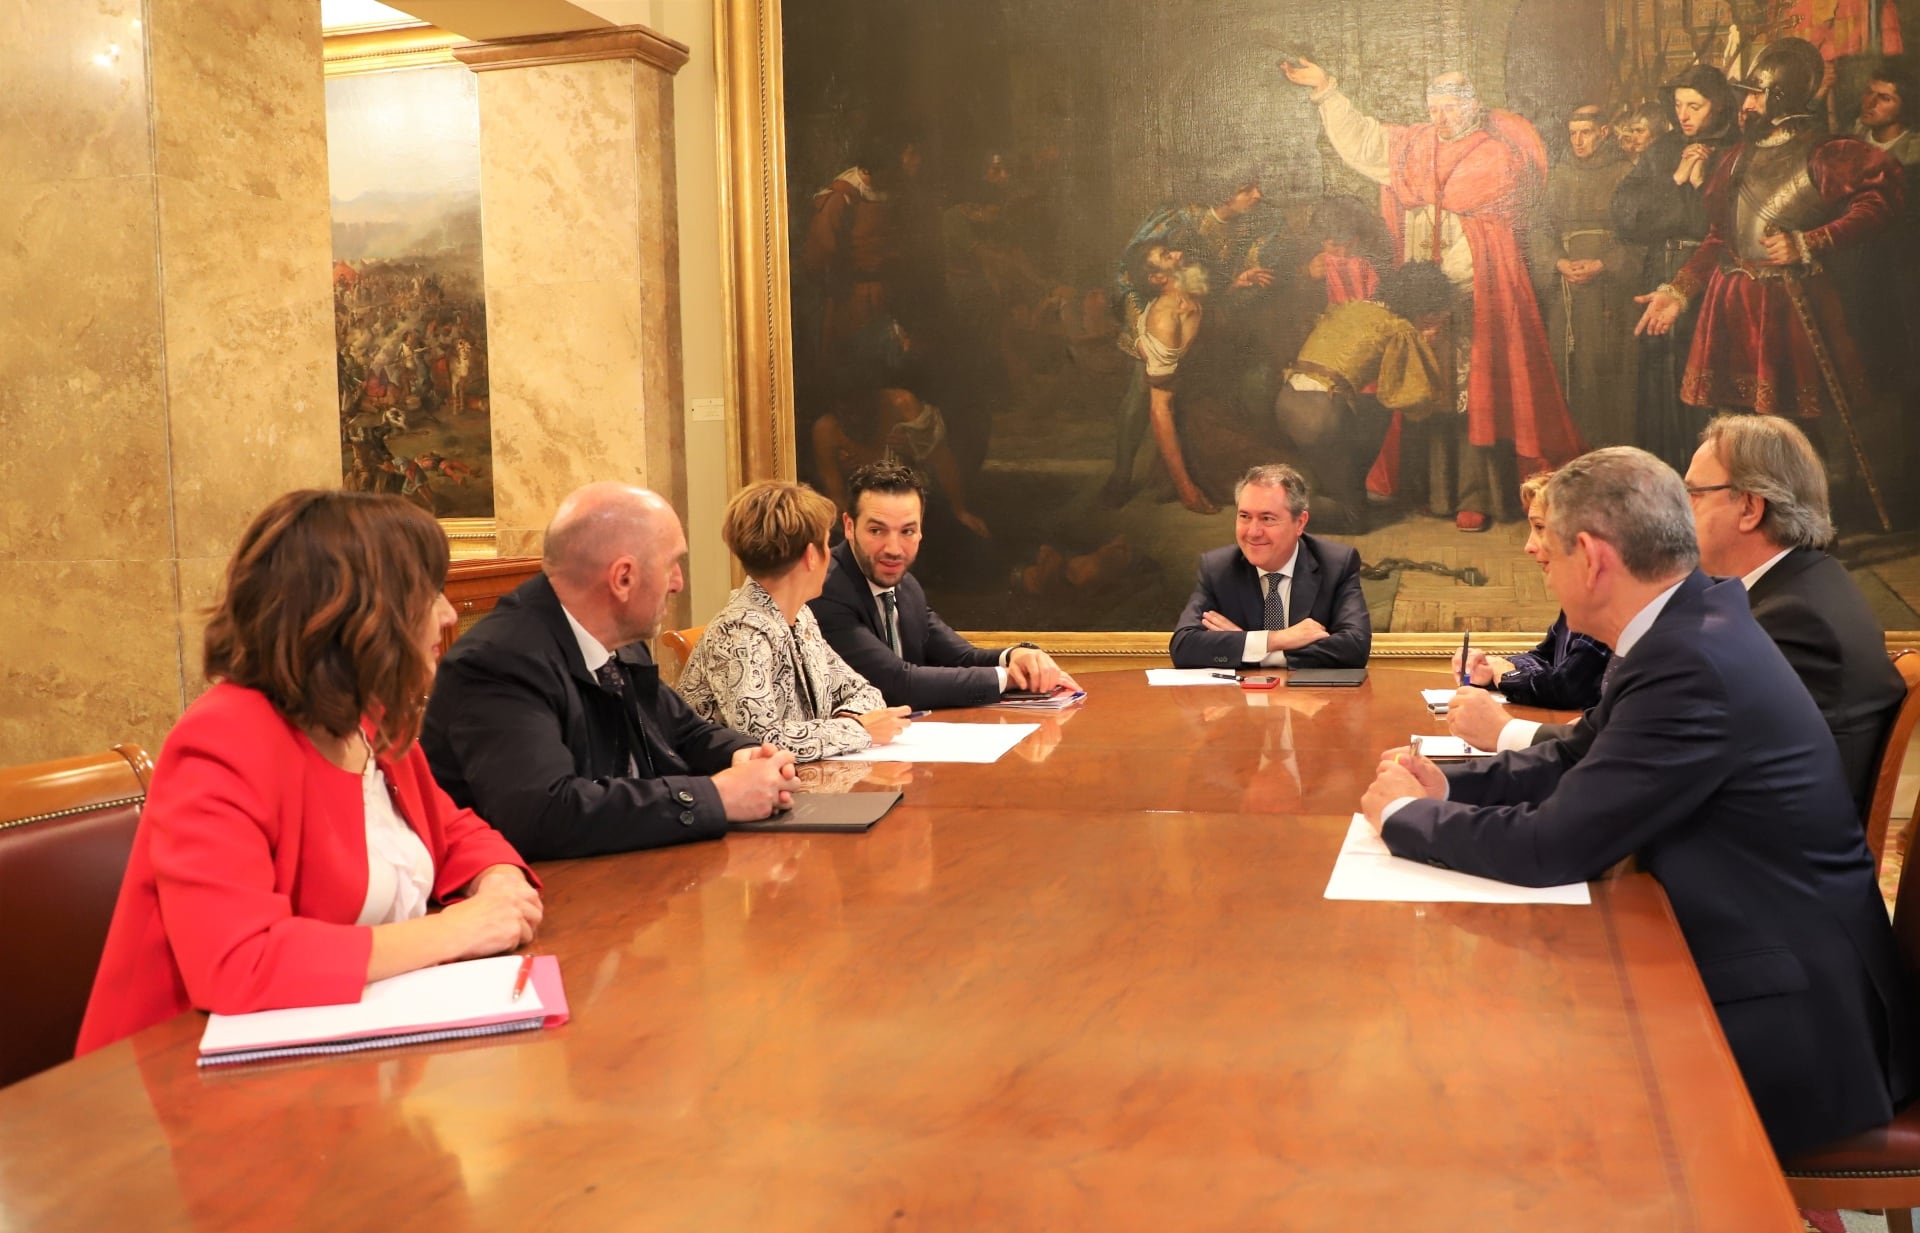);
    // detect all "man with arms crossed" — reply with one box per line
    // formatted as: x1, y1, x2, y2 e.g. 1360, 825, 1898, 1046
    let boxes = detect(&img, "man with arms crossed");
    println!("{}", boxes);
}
1450, 415, 1903, 819
1170, 463, 1371, 669
423, 482, 797, 860
1362, 447, 1914, 1156
811, 459, 1071, 710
